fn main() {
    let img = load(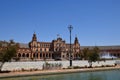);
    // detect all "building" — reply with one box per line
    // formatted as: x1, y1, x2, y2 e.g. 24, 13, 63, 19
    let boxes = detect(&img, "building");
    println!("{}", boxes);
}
80, 46, 120, 59
17, 33, 81, 61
